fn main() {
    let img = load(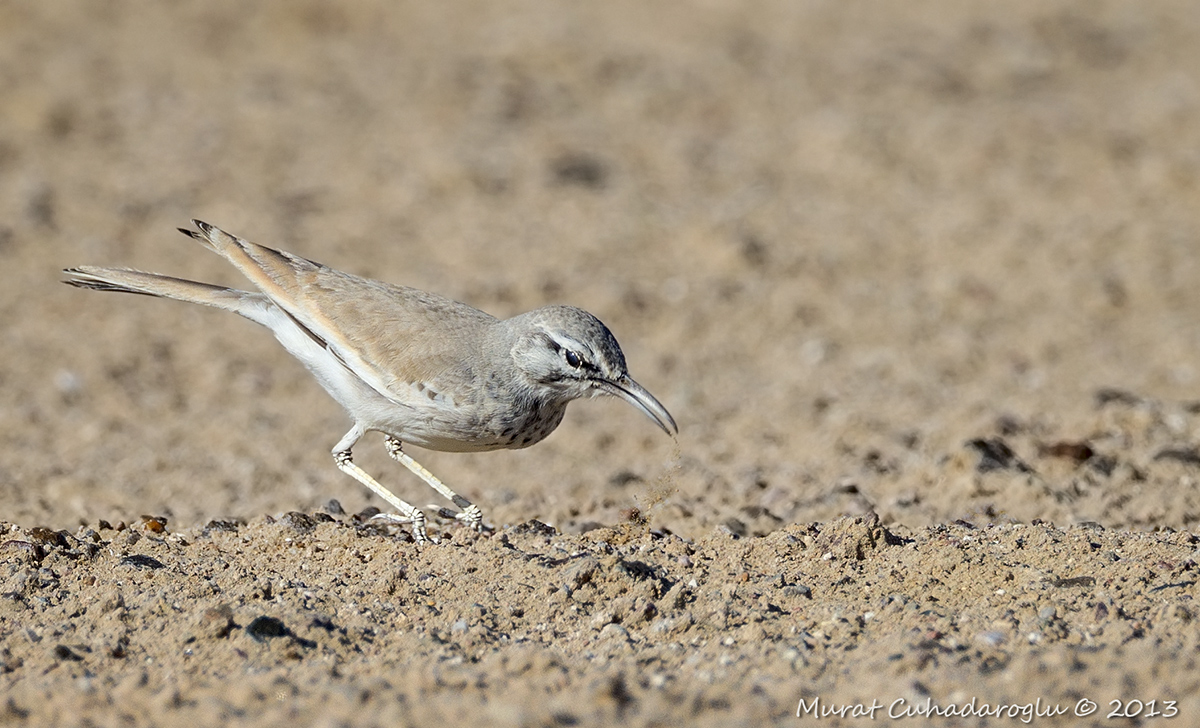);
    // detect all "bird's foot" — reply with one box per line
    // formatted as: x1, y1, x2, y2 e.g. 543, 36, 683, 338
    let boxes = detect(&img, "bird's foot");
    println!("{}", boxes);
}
368, 509, 430, 544
429, 504, 488, 534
